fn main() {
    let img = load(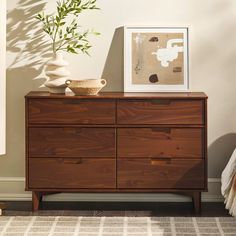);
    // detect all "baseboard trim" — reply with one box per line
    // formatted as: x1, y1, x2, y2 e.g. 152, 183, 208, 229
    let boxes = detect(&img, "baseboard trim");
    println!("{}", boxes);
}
0, 177, 224, 202
0, 177, 26, 182
208, 178, 221, 183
